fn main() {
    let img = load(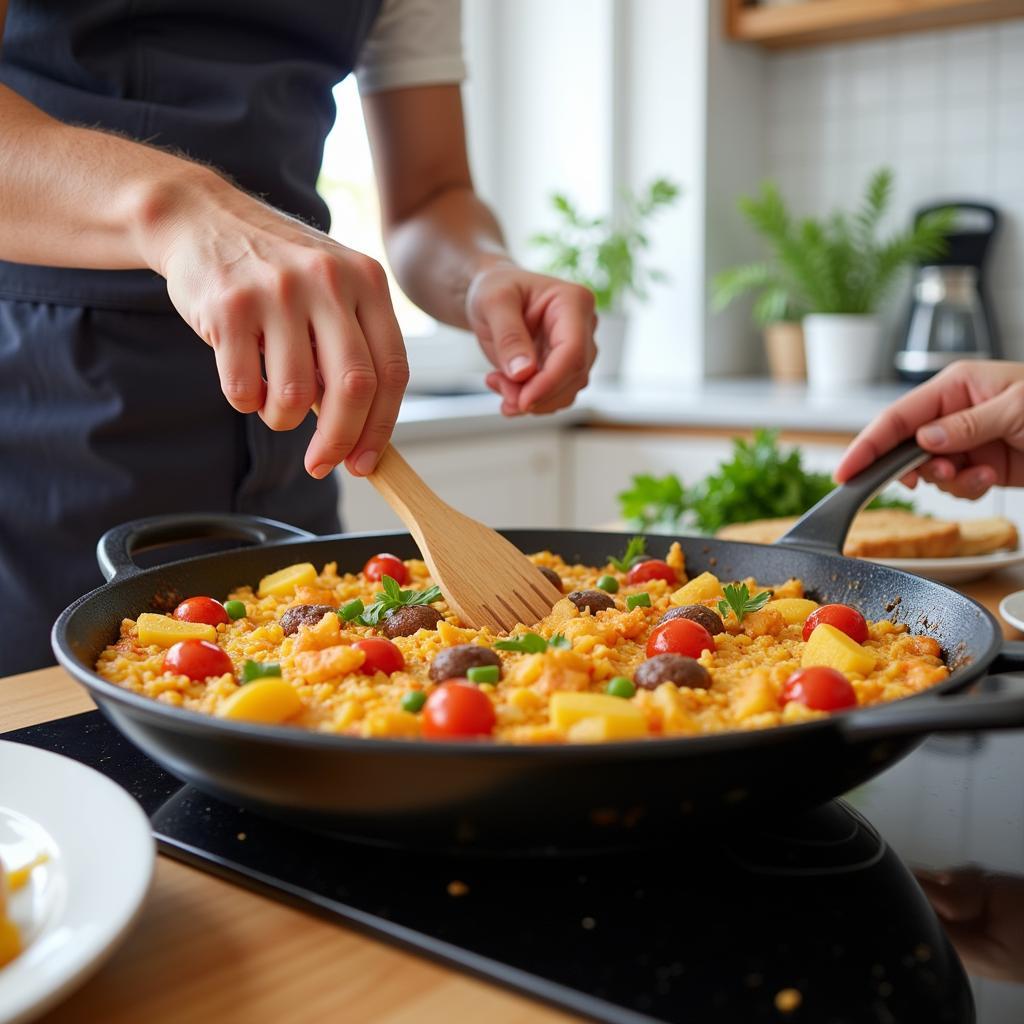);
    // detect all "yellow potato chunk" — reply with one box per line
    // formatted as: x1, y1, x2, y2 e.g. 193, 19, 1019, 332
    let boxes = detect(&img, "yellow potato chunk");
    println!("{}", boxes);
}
769, 598, 819, 625
670, 571, 724, 606
802, 623, 877, 676
257, 562, 317, 599
567, 714, 647, 742
136, 613, 216, 647
217, 679, 302, 724
550, 691, 647, 736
